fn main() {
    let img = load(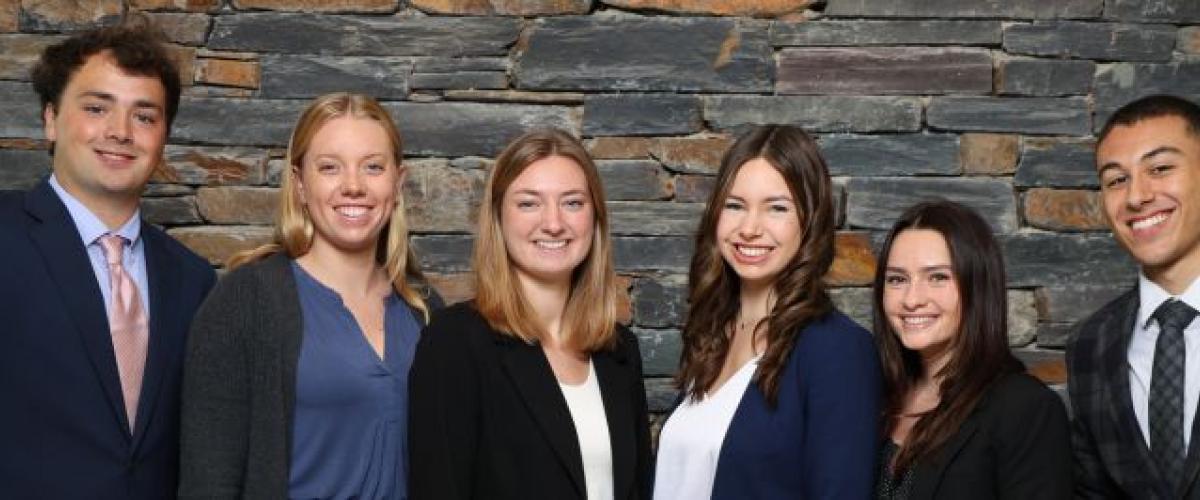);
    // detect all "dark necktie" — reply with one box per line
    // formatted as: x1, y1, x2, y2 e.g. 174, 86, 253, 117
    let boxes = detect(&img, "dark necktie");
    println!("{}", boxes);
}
1149, 298, 1199, 490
